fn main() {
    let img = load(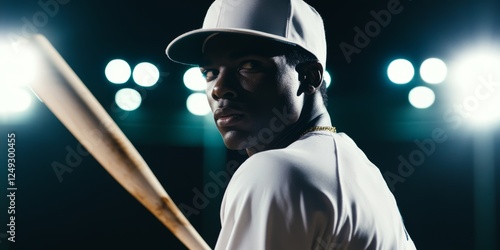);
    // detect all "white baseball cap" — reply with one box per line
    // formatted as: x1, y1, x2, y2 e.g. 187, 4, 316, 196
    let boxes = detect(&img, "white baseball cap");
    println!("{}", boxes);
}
165, 0, 327, 68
